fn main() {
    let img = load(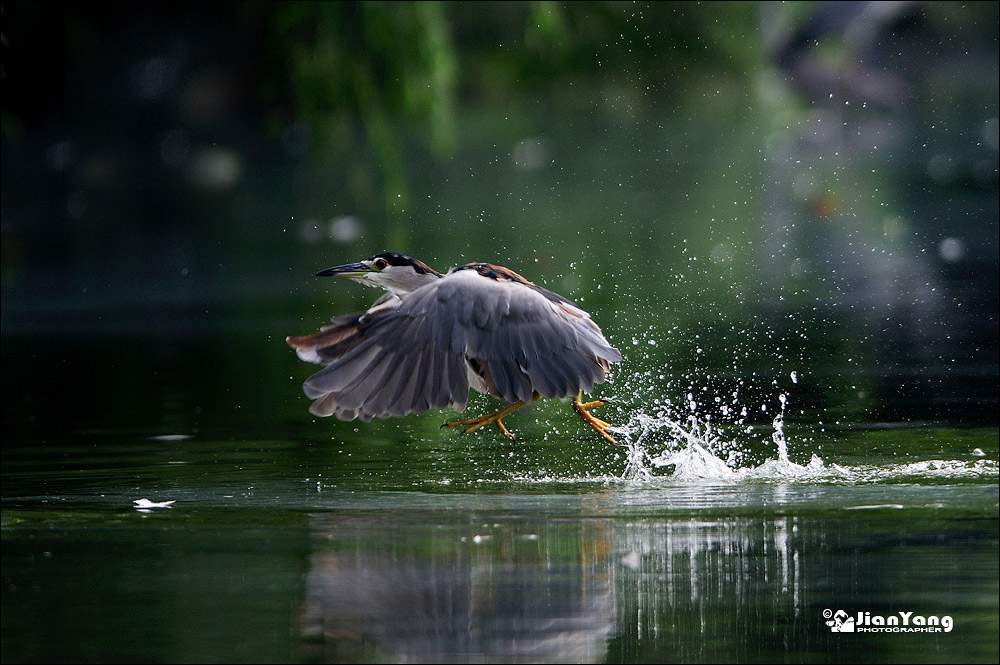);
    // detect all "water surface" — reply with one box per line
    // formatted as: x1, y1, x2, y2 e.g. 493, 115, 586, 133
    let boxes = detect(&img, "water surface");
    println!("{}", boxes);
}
3, 402, 996, 663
